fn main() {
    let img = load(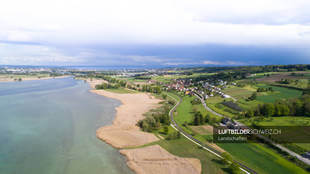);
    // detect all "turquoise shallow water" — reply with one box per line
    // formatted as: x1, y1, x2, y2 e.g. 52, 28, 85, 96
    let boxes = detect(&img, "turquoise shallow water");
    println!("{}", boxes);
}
0, 78, 133, 174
